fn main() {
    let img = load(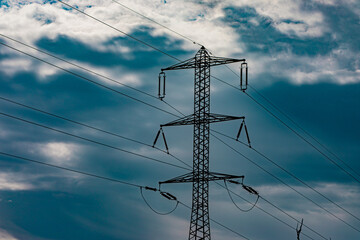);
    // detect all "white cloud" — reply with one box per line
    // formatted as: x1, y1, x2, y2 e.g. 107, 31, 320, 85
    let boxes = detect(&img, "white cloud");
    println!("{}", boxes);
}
312, 0, 338, 5
0, 0, 243, 56
0, 57, 33, 76
0, 0, 358, 86
37, 141, 80, 165
0, 229, 18, 240
247, 48, 360, 85
0, 172, 34, 191
229, 0, 325, 38
0, 45, 143, 87
70, 61, 143, 87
